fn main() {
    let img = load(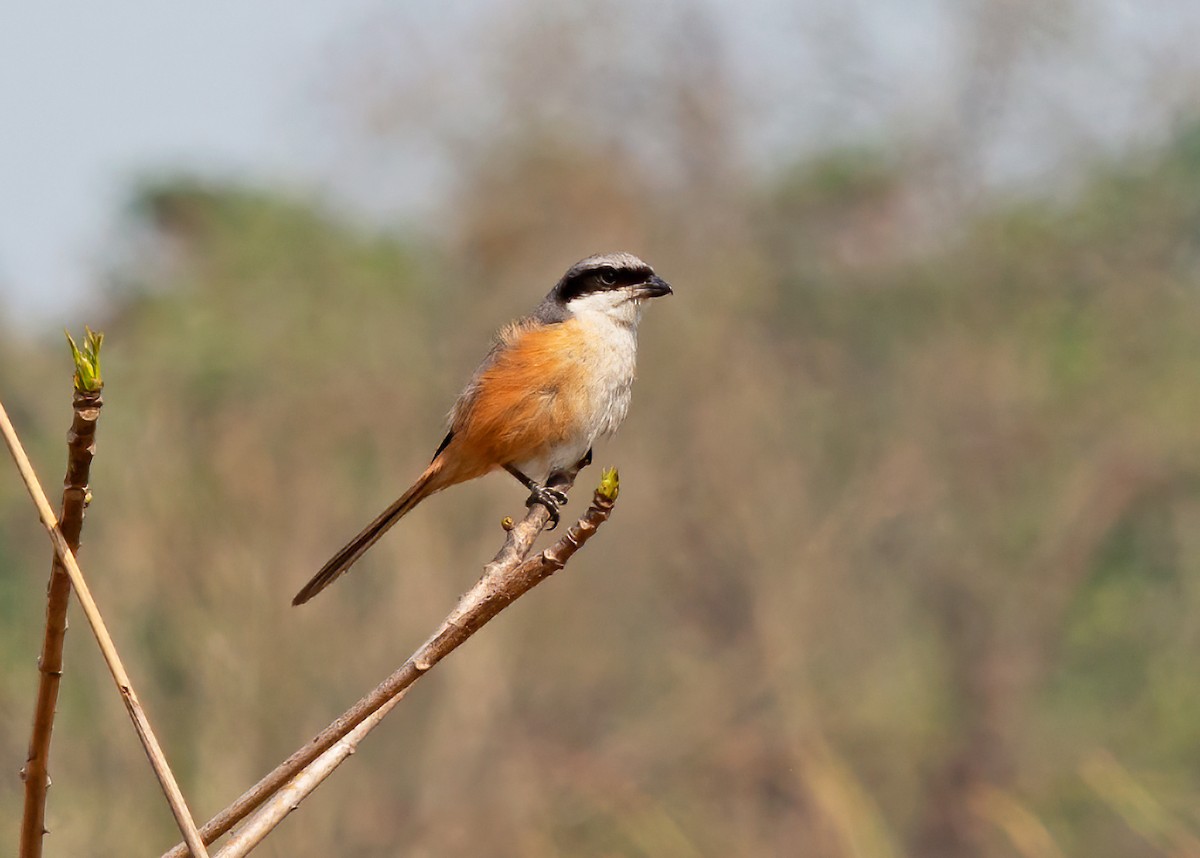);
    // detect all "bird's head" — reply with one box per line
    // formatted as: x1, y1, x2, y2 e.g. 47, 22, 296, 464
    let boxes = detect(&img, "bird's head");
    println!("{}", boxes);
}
545, 252, 672, 324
